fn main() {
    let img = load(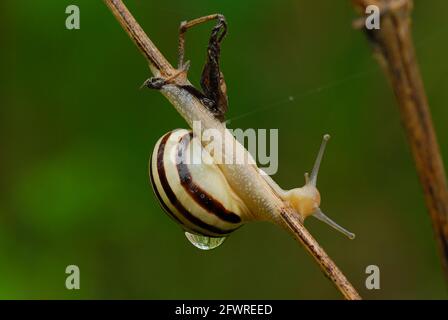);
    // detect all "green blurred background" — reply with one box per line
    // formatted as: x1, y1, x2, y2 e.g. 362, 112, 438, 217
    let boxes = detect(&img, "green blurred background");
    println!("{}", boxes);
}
1, 0, 447, 299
